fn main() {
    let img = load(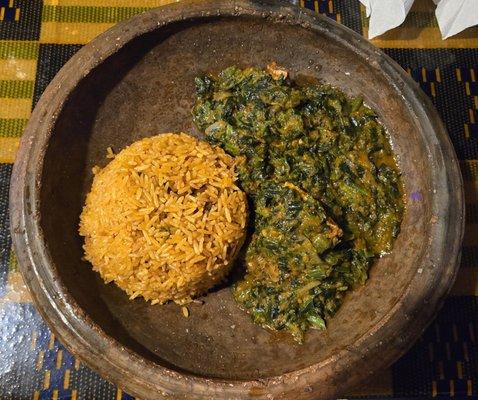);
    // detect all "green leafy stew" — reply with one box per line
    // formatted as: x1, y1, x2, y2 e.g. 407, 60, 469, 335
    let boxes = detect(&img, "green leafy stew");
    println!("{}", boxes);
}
192, 64, 404, 342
